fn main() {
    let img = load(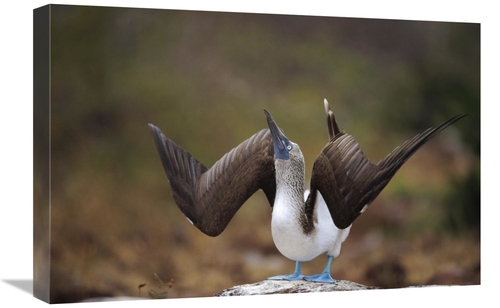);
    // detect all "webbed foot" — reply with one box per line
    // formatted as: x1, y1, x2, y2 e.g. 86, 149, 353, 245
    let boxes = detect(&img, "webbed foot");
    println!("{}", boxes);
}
304, 255, 336, 283
304, 272, 335, 283
267, 261, 304, 281
267, 273, 304, 281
